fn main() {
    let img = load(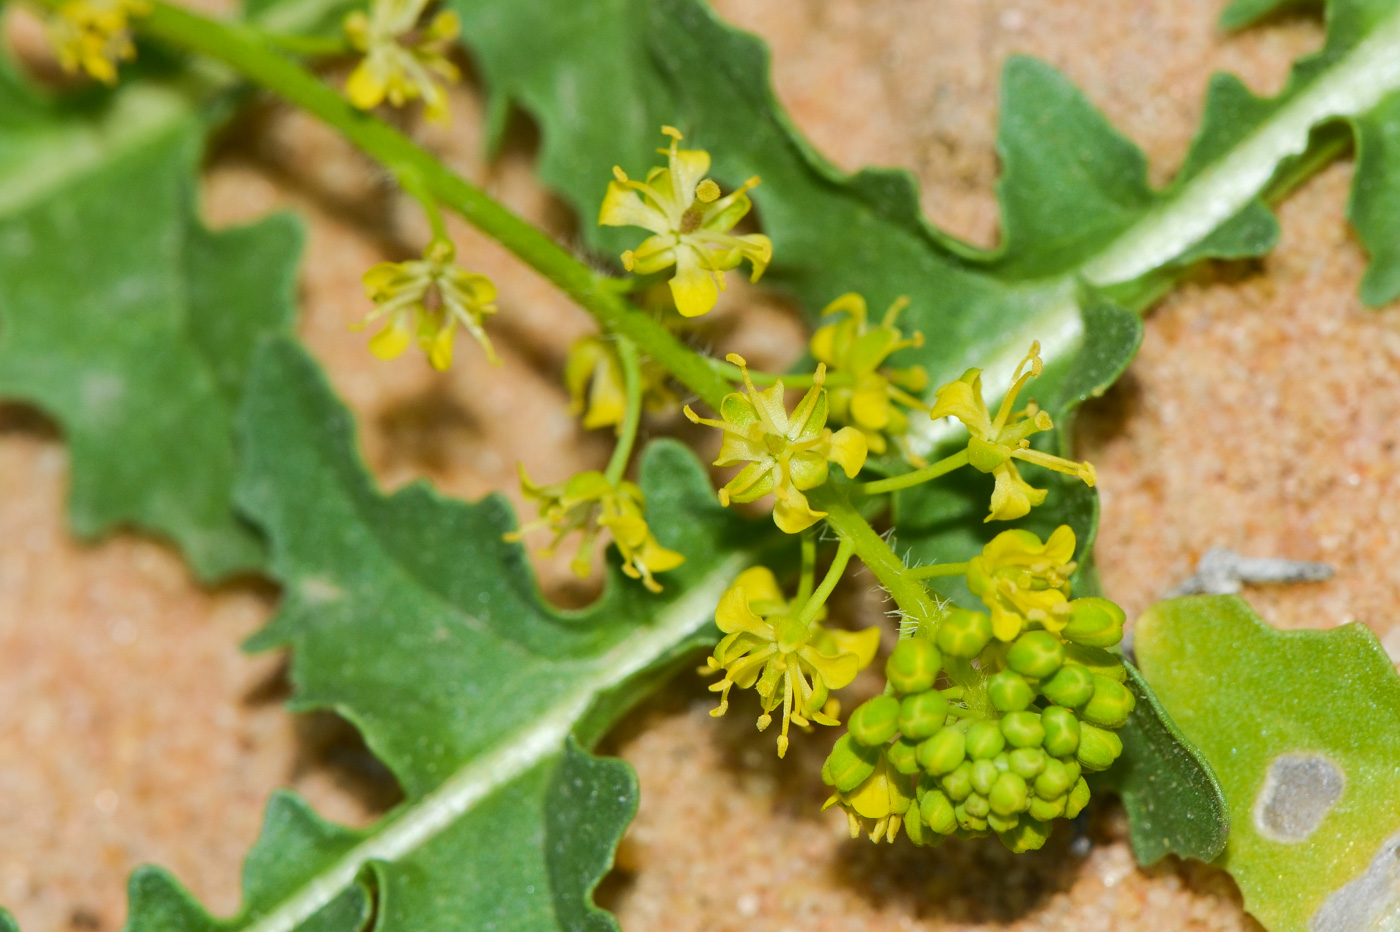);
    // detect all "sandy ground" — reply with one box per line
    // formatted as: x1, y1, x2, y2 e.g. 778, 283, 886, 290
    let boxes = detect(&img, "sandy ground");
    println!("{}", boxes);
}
2, 0, 1399, 929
